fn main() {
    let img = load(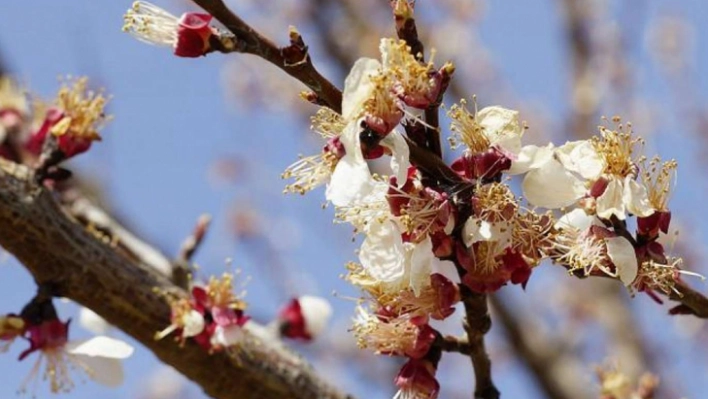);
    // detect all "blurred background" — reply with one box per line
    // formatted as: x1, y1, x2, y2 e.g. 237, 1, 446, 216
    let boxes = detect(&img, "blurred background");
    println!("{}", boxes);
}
1, 0, 708, 398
